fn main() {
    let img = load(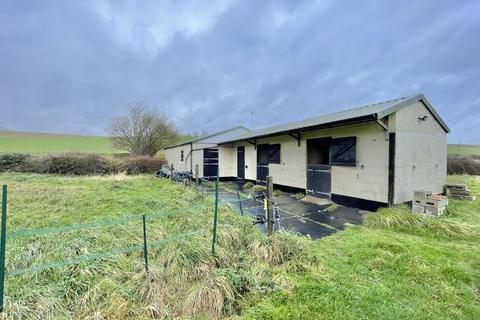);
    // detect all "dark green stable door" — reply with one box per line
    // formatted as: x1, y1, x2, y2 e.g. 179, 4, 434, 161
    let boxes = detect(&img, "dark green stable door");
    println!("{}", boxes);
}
237, 146, 245, 179
306, 138, 331, 198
